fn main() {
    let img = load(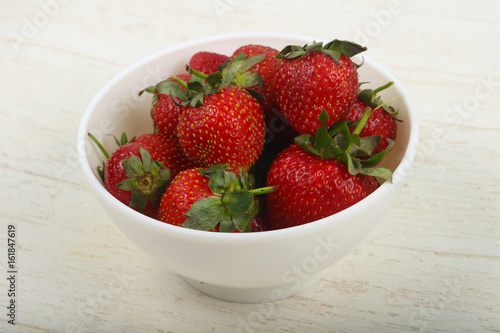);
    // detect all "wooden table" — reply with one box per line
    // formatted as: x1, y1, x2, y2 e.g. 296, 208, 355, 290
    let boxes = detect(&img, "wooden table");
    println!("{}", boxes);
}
1, 1, 499, 332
